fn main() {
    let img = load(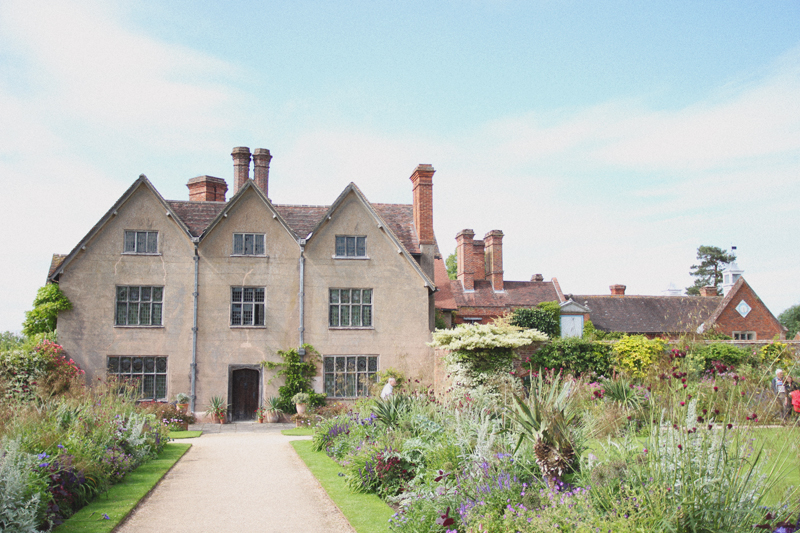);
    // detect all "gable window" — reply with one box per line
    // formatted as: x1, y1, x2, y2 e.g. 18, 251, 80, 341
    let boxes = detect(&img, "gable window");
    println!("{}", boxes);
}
233, 233, 265, 256
231, 287, 265, 326
329, 289, 372, 328
335, 236, 367, 258
115, 286, 163, 326
733, 331, 756, 340
324, 355, 377, 397
107, 356, 167, 400
124, 230, 158, 254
